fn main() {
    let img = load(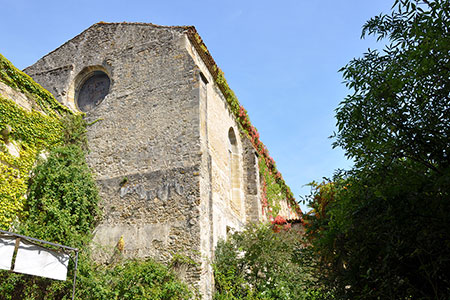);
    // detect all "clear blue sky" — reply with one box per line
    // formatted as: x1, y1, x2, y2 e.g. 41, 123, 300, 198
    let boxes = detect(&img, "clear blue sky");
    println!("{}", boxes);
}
0, 0, 394, 212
